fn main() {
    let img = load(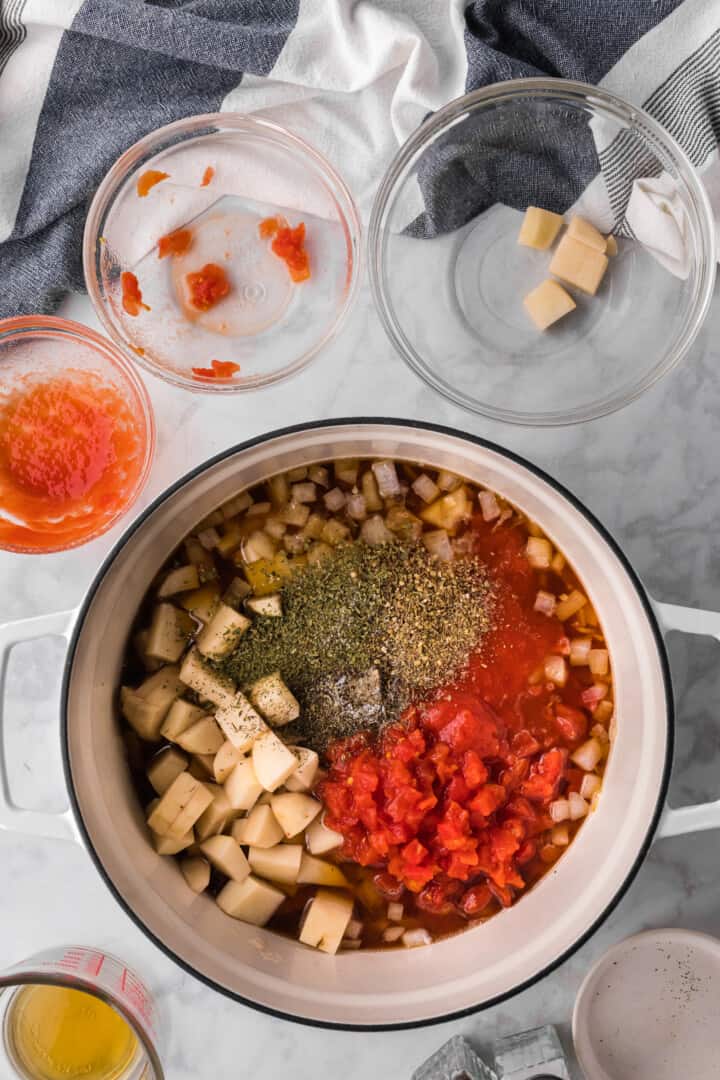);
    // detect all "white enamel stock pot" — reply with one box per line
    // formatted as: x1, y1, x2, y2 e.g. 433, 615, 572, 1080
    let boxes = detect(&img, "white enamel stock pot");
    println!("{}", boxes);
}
1, 420, 718, 1029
